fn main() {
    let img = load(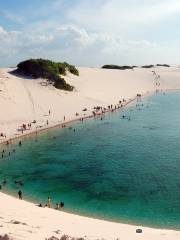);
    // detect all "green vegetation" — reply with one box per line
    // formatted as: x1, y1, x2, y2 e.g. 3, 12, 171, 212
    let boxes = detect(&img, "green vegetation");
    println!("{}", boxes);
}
14, 59, 79, 91
57, 62, 79, 76
156, 64, 170, 67
103, 64, 171, 70
63, 62, 79, 76
47, 236, 85, 240
102, 65, 134, 70
141, 65, 154, 68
